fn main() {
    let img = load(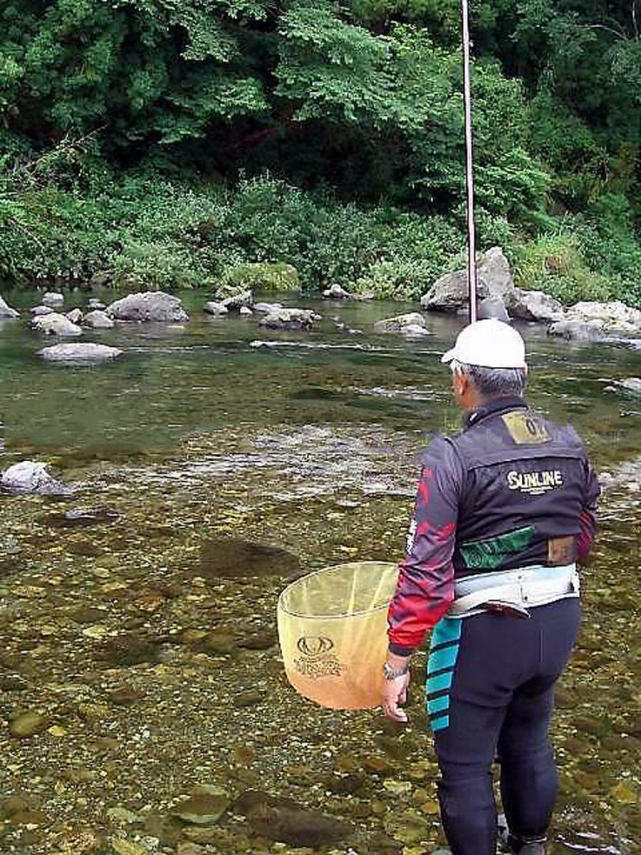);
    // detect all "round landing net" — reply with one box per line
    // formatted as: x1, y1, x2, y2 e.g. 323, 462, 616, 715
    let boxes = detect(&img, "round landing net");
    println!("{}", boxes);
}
277, 561, 399, 710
